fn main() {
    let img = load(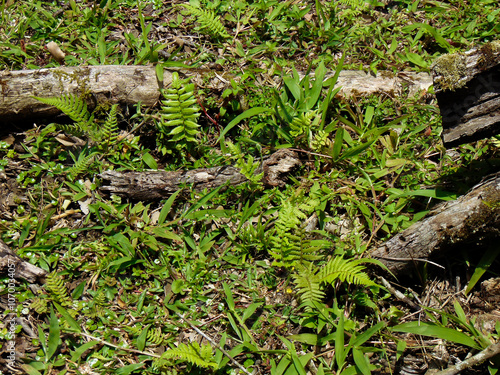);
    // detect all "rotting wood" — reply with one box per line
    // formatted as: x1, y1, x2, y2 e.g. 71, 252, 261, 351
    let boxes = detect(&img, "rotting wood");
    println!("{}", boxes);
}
0, 65, 432, 125
432, 41, 500, 147
99, 148, 301, 200
369, 172, 500, 277
0, 65, 165, 124
0, 240, 47, 283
